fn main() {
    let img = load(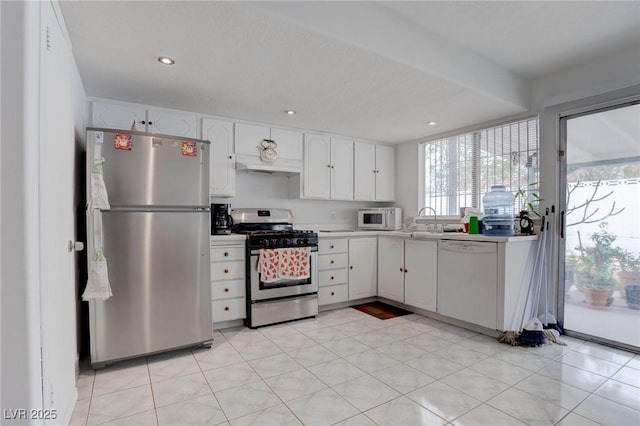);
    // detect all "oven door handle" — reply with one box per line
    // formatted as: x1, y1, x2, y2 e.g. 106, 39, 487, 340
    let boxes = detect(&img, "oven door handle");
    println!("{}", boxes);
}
250, 246, 318, 256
